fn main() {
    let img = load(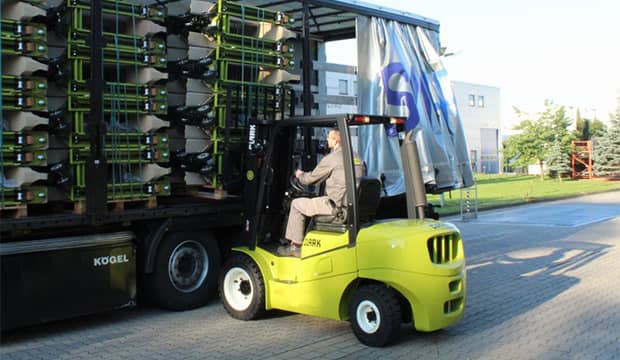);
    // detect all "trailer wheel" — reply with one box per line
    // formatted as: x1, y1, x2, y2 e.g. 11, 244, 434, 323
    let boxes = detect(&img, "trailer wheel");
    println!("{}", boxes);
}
219, 254, 265, 320
147, 232, 220, 310
349, 284, 402, 347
